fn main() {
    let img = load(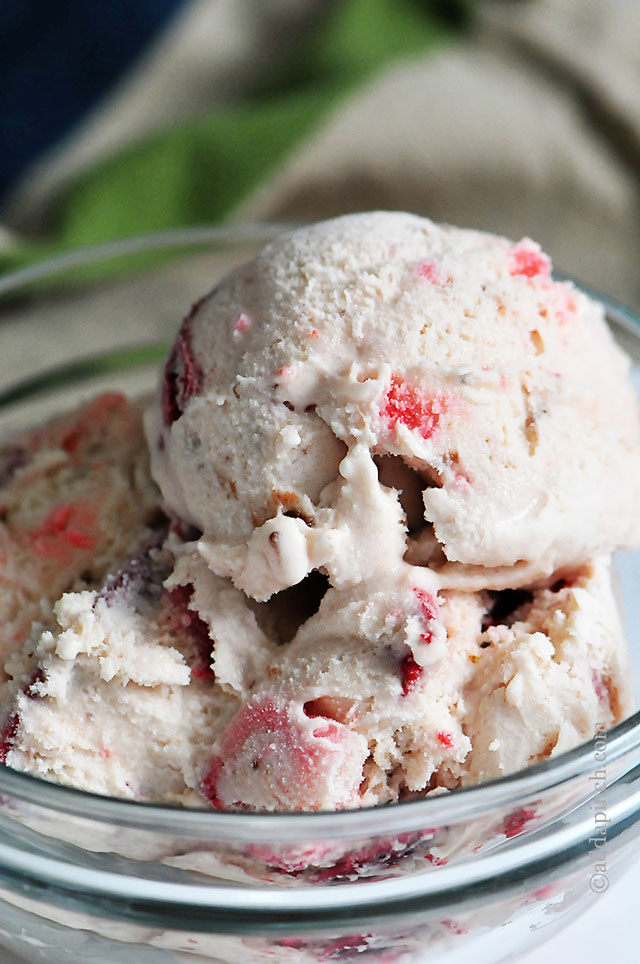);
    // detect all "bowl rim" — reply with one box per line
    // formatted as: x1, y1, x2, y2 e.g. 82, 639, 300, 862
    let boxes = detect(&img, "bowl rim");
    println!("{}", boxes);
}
1, 781, 638, 914
0, 223, 639, 843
